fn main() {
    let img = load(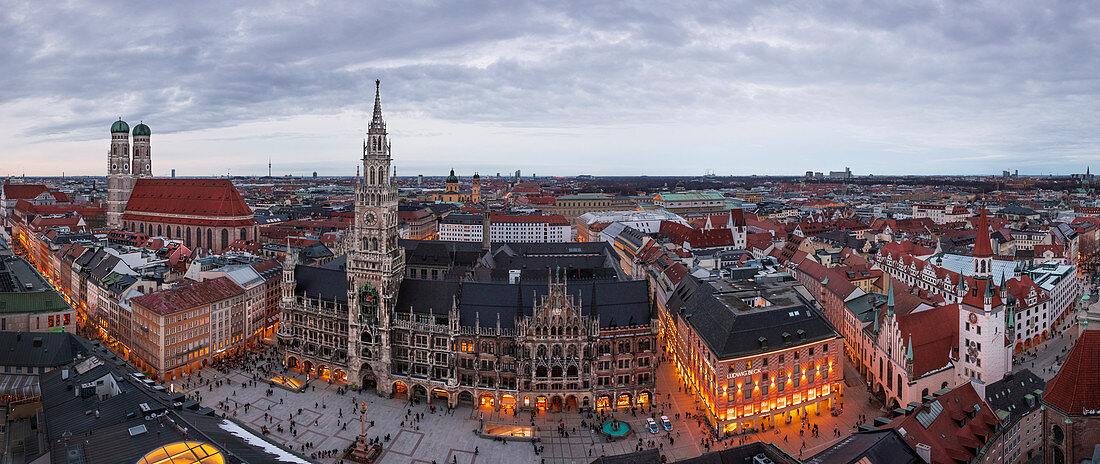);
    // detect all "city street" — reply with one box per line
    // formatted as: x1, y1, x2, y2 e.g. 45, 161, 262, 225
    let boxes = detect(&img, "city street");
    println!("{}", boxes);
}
1012, 296, 1094, 381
